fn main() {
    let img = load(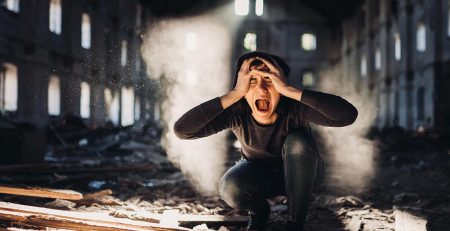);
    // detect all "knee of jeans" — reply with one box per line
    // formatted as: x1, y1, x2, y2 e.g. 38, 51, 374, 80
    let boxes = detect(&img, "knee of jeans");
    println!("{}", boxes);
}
219, 173, 246, 208
283, 130, 316, 159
